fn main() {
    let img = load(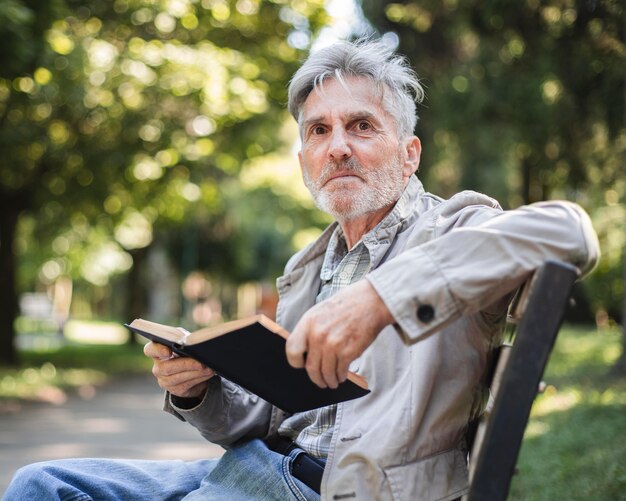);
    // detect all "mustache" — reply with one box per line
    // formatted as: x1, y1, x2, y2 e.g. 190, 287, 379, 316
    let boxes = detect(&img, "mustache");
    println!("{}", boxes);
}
319, 158, 365, 185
